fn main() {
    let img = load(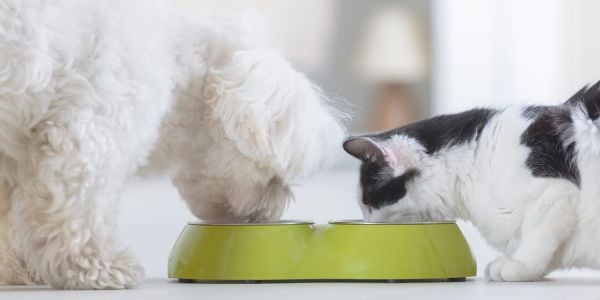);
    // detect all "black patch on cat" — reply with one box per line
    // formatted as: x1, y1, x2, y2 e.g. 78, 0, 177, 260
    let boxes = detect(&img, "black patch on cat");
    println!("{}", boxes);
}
523, 105, 552, 119
566, 81, 600, 120
520, 106, 580, 186
360, 164, 420, 209
371, 108, 498, 154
